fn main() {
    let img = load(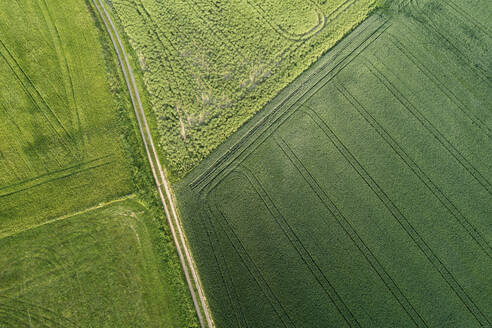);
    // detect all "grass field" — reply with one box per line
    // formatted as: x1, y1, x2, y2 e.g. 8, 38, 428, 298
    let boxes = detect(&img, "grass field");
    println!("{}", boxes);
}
0, 0, 198, 326
176, 0, 492, 326
0, 198, 196, 327
0, 0, 132, 237
106, 0, 380, 178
